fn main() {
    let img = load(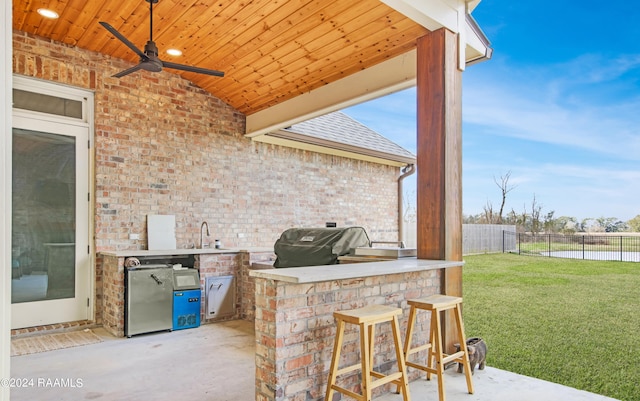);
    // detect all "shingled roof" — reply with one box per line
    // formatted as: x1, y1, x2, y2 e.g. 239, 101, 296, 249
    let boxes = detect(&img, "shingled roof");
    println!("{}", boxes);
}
264, 111, 415, 166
